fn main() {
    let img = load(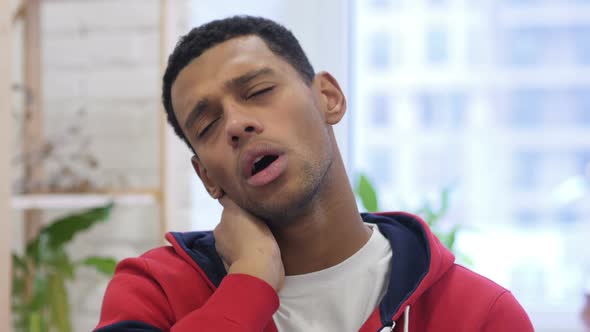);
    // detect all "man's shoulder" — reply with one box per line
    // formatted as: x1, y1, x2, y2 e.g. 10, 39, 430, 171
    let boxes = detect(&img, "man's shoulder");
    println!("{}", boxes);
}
418, 263, 513, 314
414, 263, 532, 330
115, 232, 224, 288
115, 245, 194, 276
440, 264, 509, 297
425, 263, 523, 317
139, 245, 183, 263
111, 243, 214, 296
